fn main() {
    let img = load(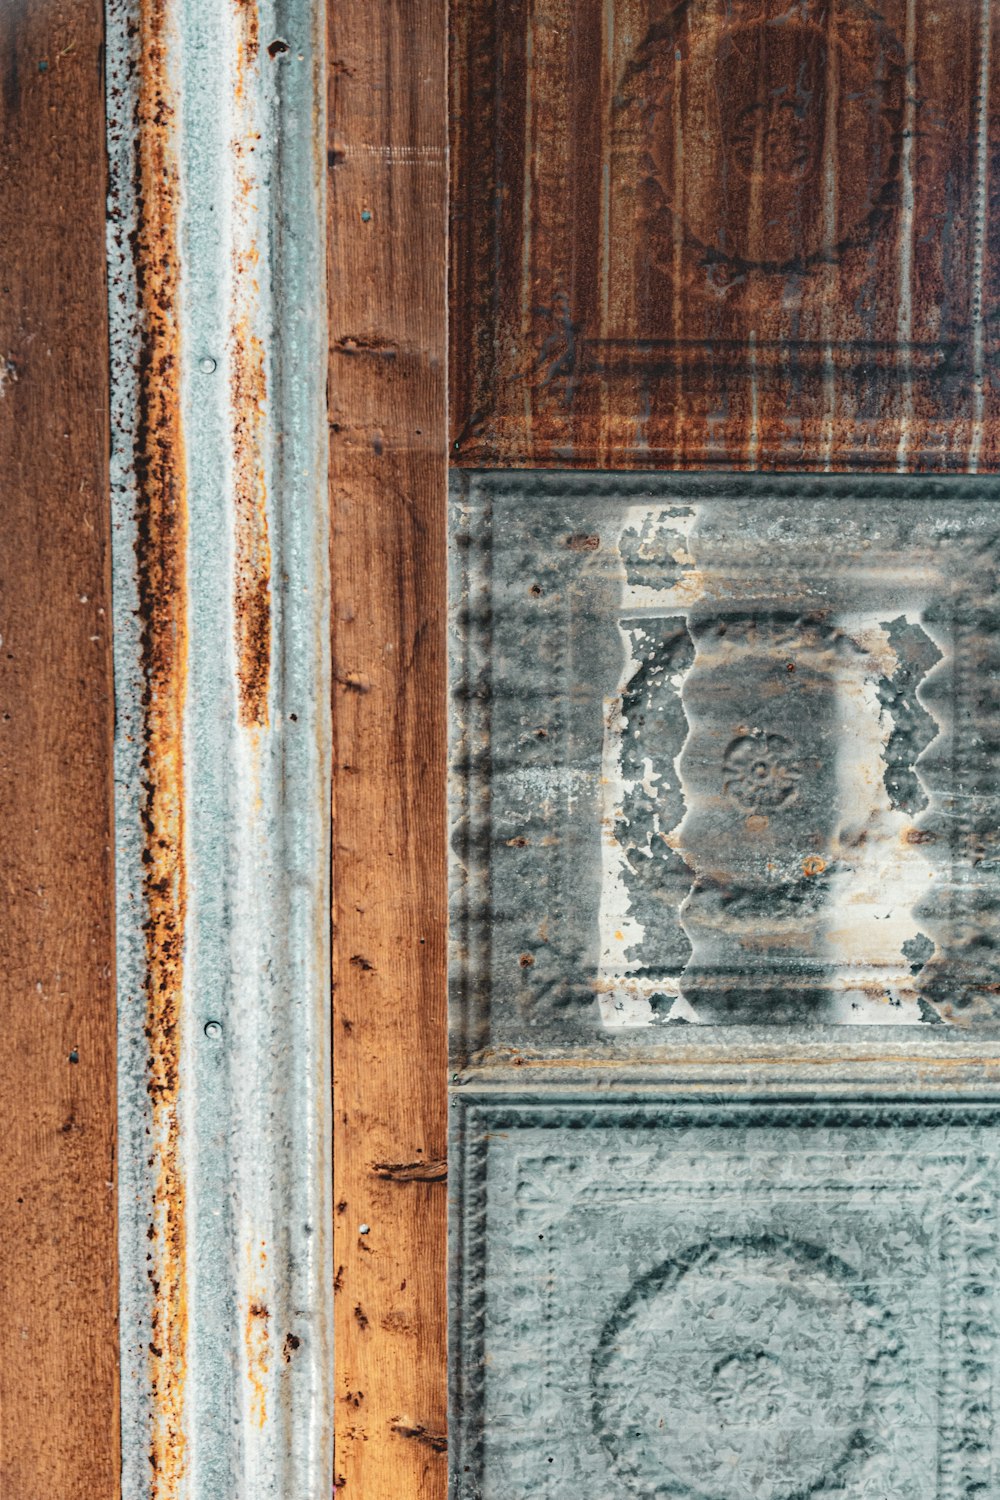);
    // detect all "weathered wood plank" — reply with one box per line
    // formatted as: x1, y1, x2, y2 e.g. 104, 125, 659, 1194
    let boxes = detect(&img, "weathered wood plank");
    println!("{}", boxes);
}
0, 4, 120, 1496
328, 0, 449, 1491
